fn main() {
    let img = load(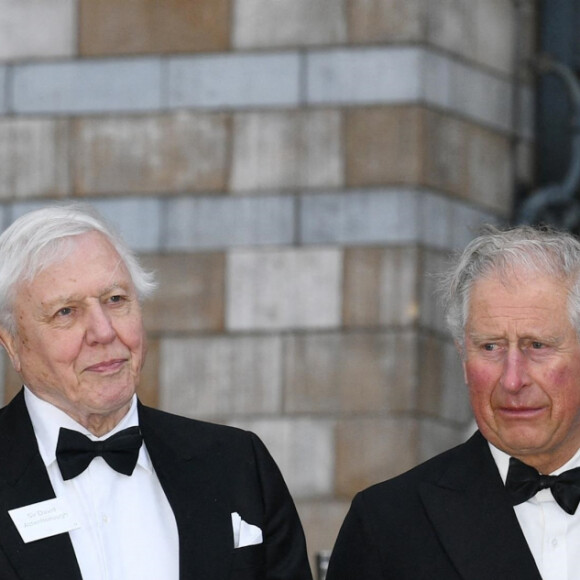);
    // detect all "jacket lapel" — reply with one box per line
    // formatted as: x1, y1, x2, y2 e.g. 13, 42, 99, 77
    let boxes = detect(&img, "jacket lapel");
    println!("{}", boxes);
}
419, 432, 541, 580
139, 404, 234, 579
0, 390, 82, 580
